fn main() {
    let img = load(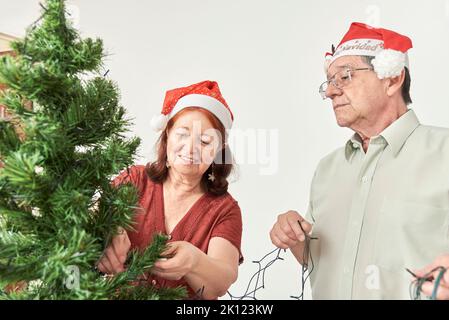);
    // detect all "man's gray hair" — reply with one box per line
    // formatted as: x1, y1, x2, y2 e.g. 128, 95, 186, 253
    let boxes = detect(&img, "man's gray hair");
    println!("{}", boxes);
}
361, 56, 412, 105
